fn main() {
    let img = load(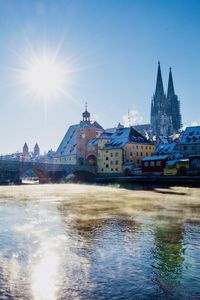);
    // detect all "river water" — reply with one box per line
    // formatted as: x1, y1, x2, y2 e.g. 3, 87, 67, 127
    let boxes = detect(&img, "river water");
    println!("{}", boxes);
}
0, 184, 200, 300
